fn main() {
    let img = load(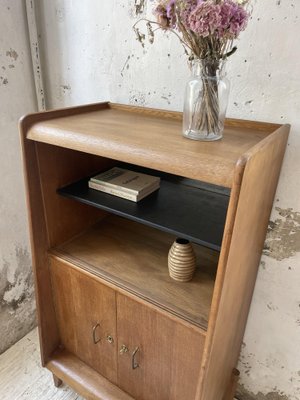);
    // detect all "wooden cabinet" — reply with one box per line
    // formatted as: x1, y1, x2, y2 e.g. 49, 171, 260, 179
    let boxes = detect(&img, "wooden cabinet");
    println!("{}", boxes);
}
20, 102, 290, 400
50, 256, 204, 400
